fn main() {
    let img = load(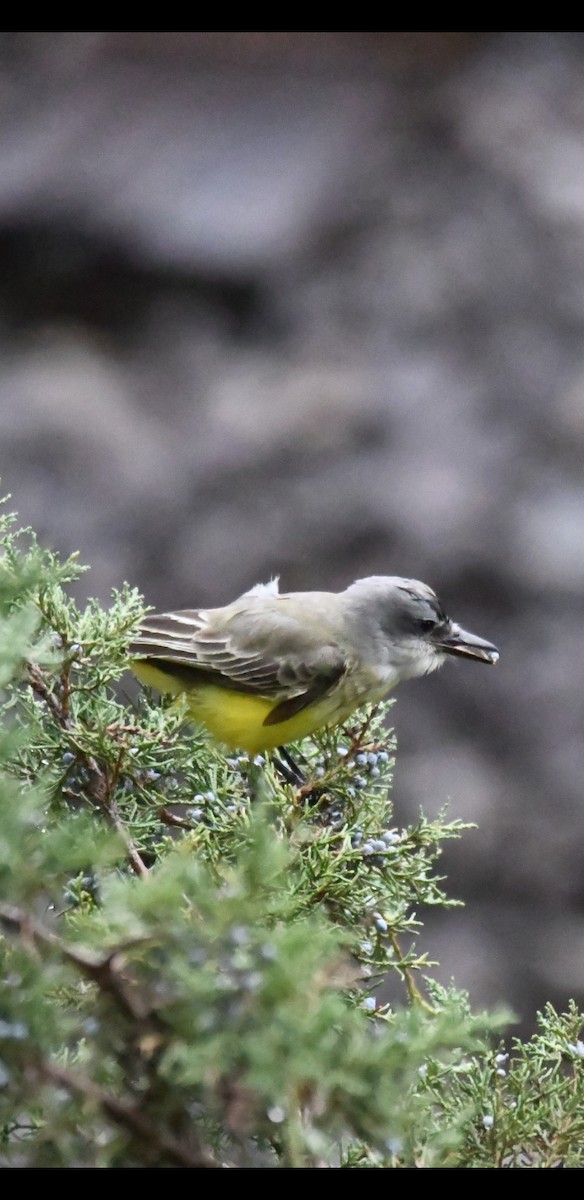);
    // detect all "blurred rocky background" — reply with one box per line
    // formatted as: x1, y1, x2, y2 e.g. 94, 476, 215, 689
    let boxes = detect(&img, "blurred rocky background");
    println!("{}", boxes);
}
1, 31, 583, 1034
